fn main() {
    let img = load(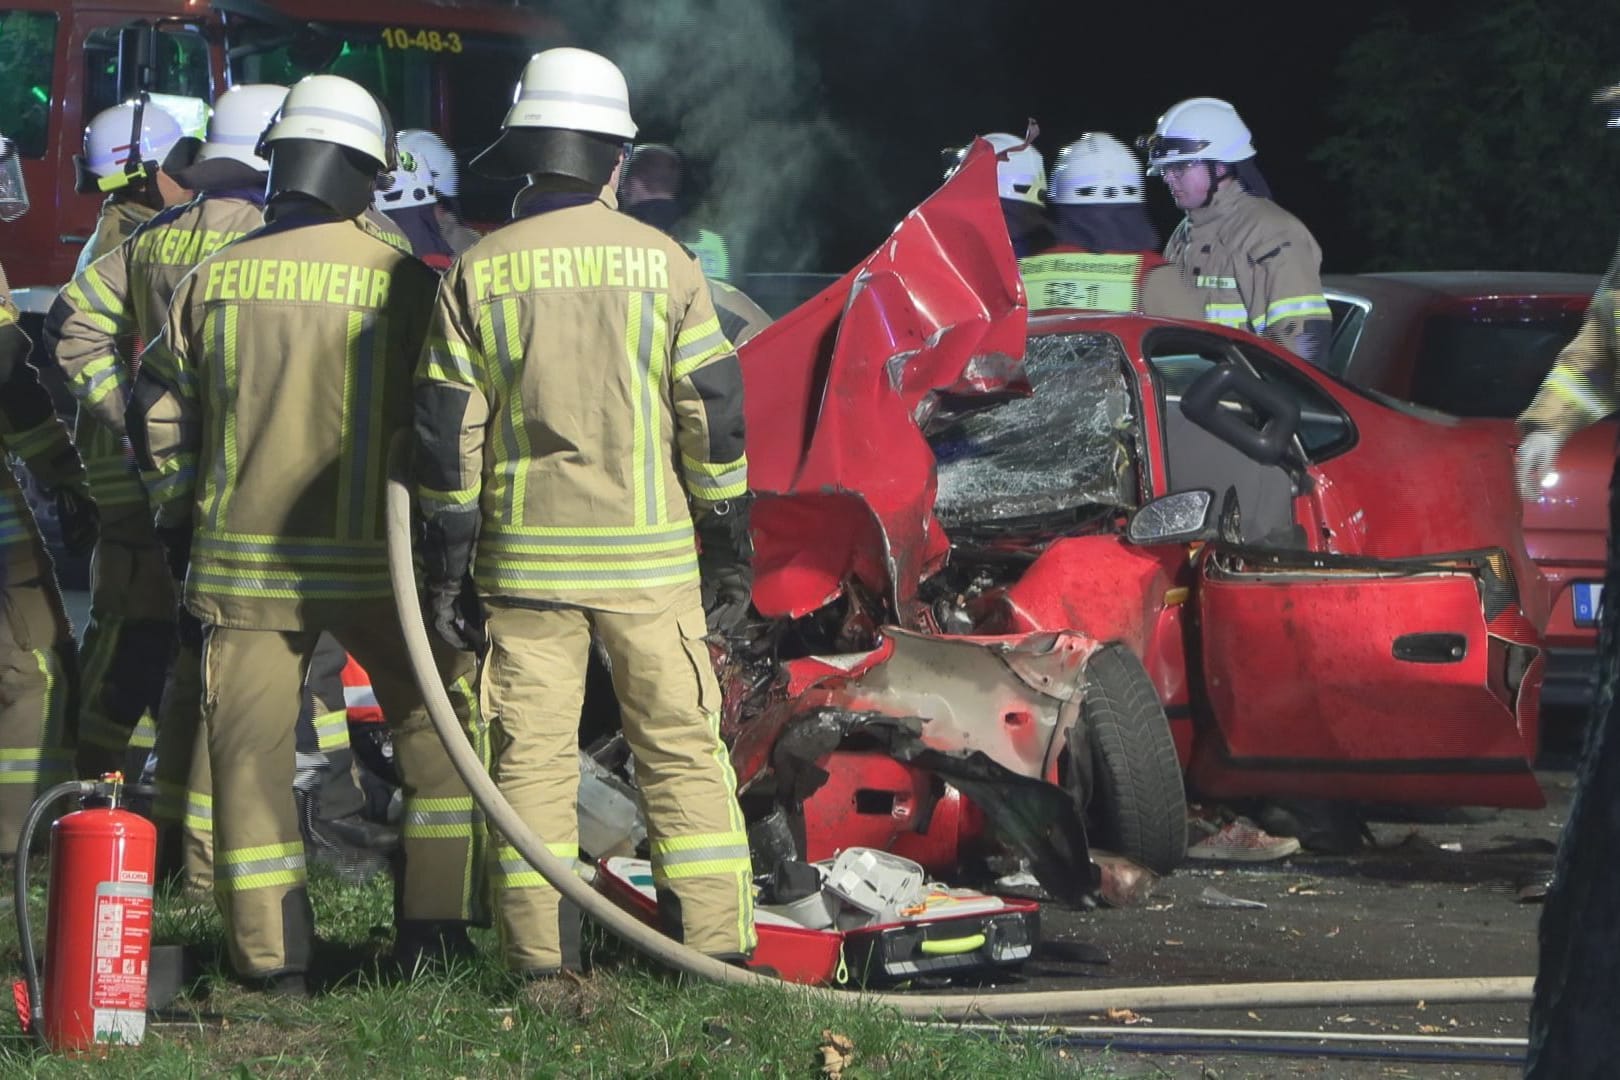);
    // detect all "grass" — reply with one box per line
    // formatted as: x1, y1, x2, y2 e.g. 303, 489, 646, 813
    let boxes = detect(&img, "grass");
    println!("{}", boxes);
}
0, 863, 1107, 1078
